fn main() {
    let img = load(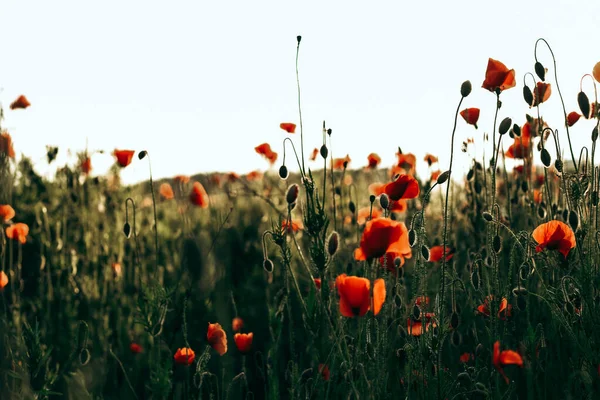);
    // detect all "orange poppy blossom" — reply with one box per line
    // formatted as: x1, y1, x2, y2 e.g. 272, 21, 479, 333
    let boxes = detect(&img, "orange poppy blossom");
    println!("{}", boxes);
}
207, 322, 227, 356
234, 333, 253, 353
0, 271, 8, 290
279, 122, 296, 133
506, 121, 532, 159
459, 353, 474, 363
532, 220, 576, 258
427, 245, 454, 262
282, 218, 303, 233
130, 342, 143, 354
594, 61, 600, 83
81, 157, 92, 175
476, 295, 512, 320
355, 218, 411, 261
531, 82, 551, 107
232, 317, 244, 332
111, 262, 122, 279
310, 148, 319, 161
533, 189, 542, 204
407, 312, 437, 336
6, 223, 29, 244
174, 347, 196, 365
481, 58, 516, 93
460, 108, 480, 129
190, 181, 209, 208
366, 153, 381, 169
113, 149, 135, 167
0, 204, 16, 223
383, 174, 420, 201
10, 95, 31, 110
254, 143, 278, 165
566, 111, 581, 127
159, 183, 174, 200
332, 155, 351, 170
356, 207, 382, 225
493, 341, 523, 384
424, 153, 438, 166
335, 274, 386, 317
0, 132, 16, 158
395, 151, 416, 175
